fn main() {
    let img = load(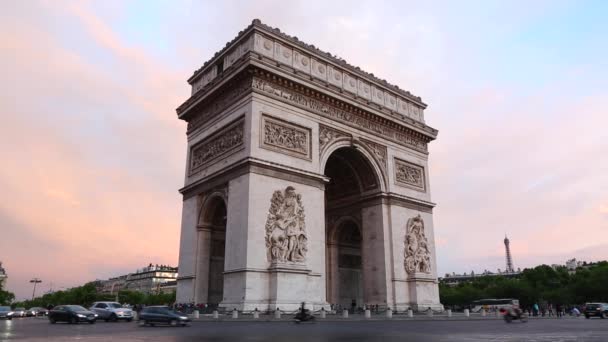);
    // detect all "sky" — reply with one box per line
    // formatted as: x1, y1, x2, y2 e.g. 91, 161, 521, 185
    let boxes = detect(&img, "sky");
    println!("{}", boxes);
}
1, 0, 607, 300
